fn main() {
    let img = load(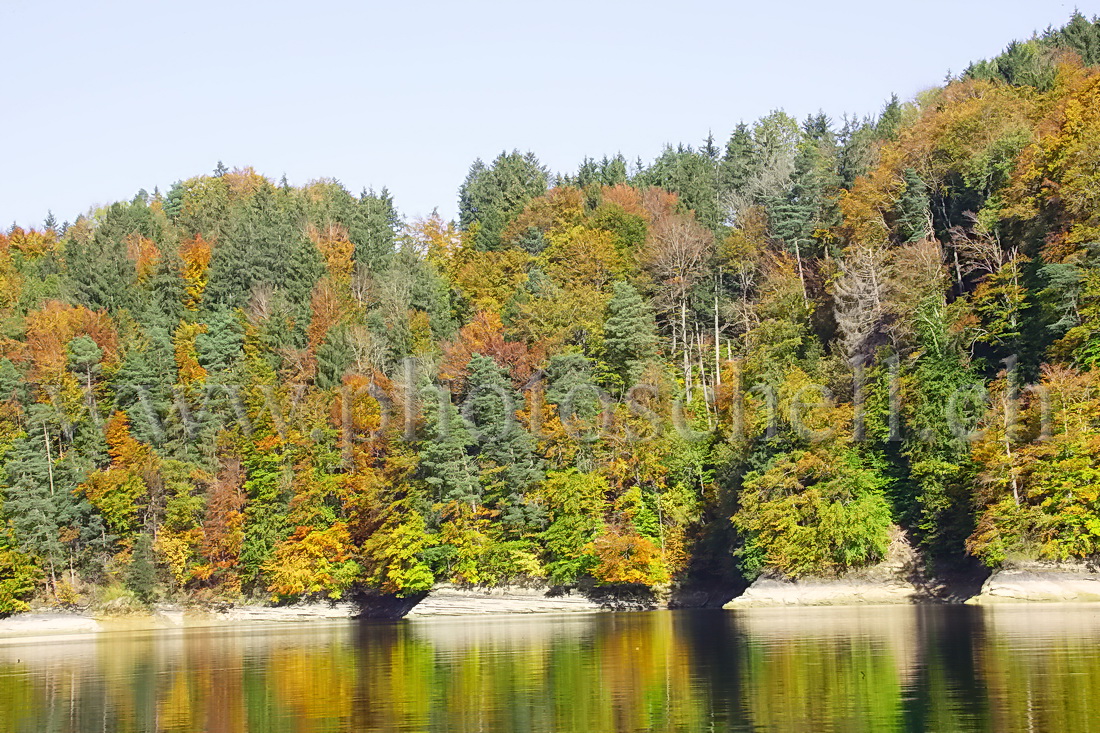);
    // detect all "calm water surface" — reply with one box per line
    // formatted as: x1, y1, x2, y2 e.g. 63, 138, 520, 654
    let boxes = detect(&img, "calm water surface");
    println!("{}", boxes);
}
2, 605, 1100, 732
